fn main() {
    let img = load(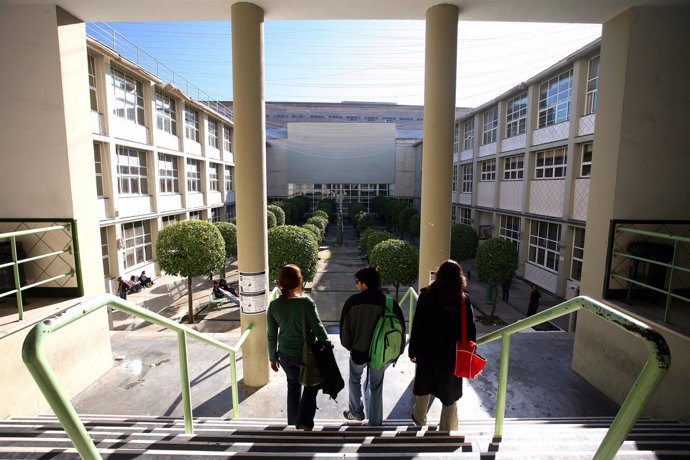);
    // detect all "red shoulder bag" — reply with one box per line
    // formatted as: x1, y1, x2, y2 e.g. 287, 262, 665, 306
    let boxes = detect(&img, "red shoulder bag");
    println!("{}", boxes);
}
454, 294, 487, 379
